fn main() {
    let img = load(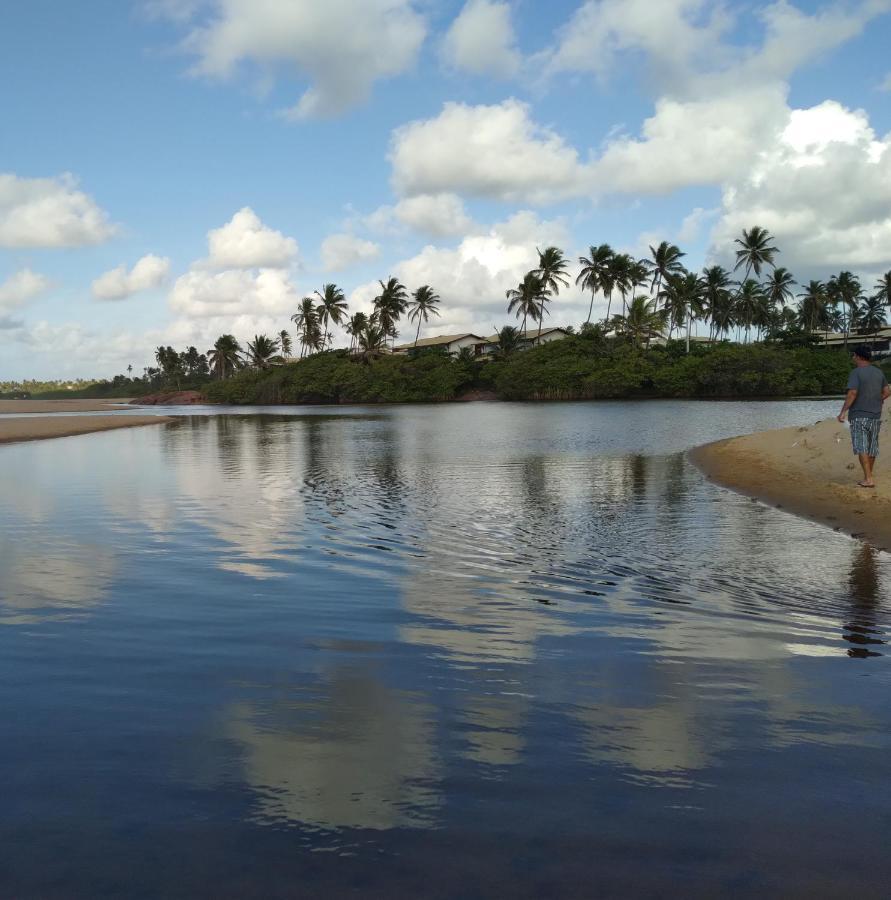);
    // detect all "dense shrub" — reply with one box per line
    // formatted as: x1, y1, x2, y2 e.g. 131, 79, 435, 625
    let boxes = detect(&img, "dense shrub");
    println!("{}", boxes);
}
201, 340, 856, 405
